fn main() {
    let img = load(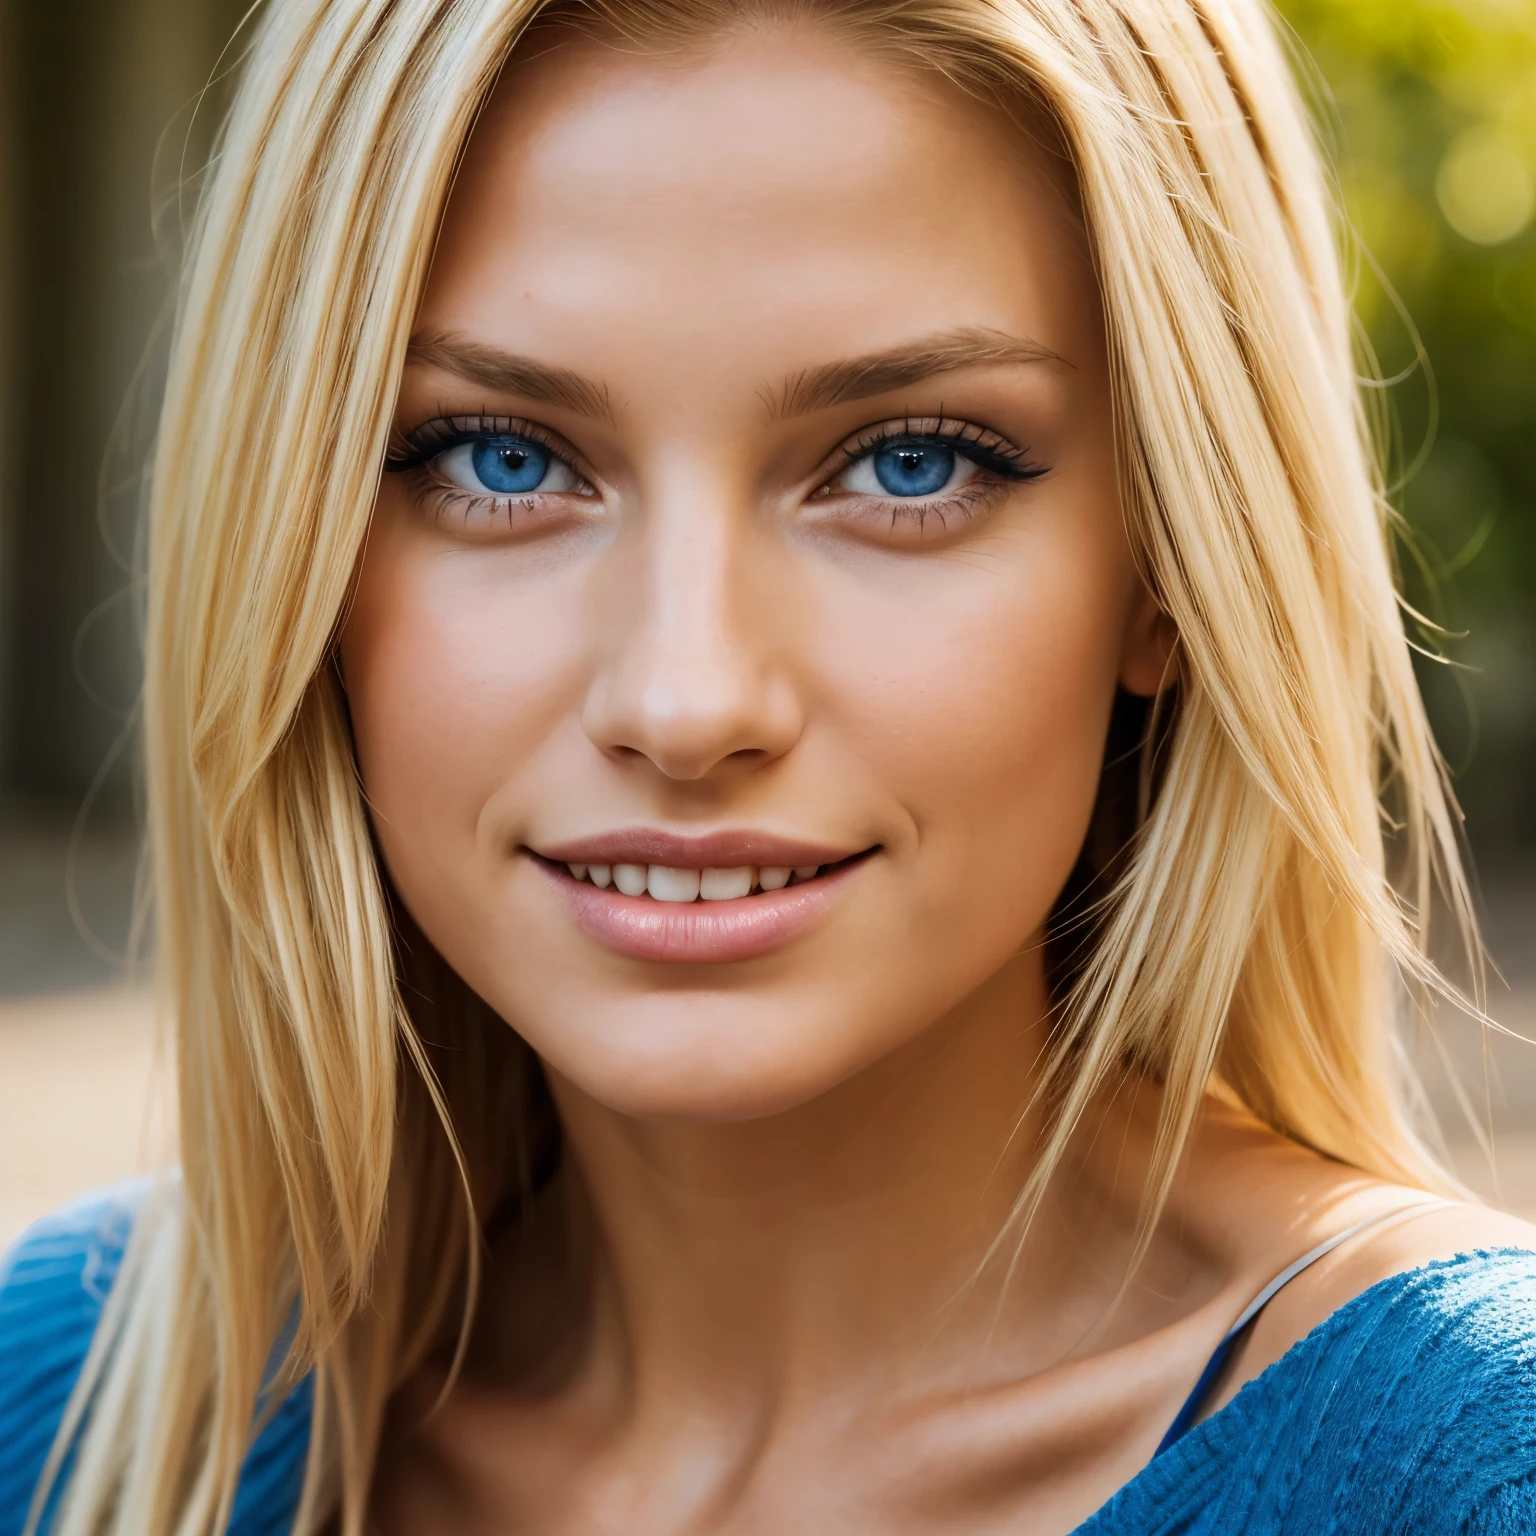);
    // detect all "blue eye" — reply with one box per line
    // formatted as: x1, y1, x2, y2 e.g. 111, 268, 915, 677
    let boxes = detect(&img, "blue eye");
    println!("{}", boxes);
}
434, 434, 583, 497
872, 443, 955, 497
830, 436, 980, 501
473, 437, 549, 493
